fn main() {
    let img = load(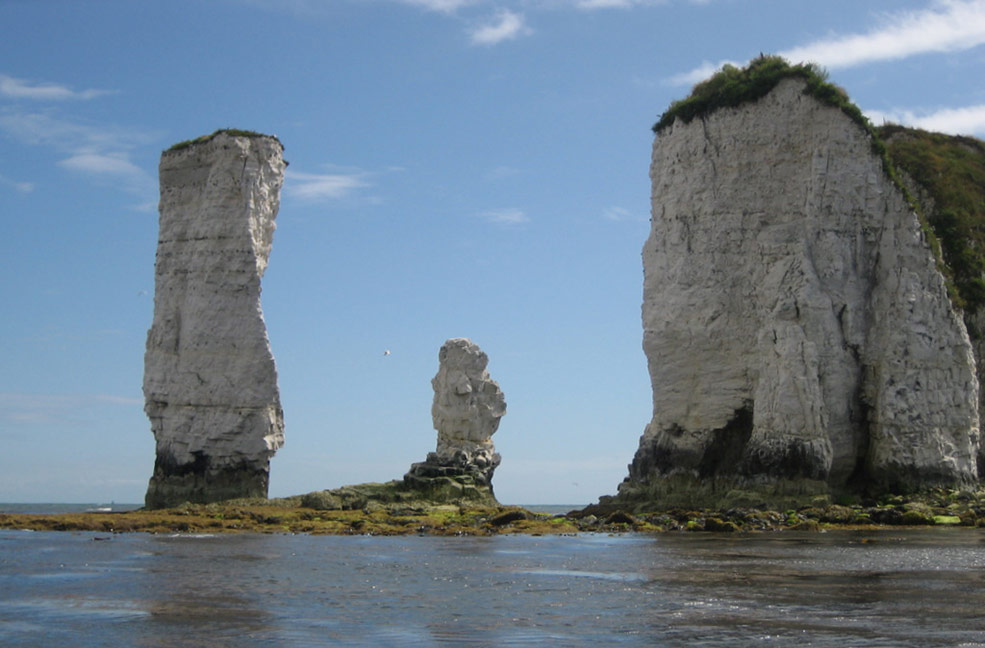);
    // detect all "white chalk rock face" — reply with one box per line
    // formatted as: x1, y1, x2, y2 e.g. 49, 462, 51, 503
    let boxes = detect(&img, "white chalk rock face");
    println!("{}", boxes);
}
624, 79, 980, 498
405, 338, 506, 491
432, 338, 506, 464
143, 132, 286, 508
